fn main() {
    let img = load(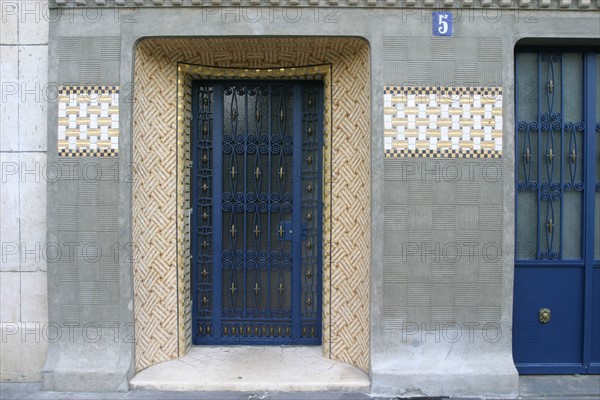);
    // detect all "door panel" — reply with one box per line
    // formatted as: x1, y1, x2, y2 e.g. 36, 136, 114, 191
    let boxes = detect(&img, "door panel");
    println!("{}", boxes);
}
191, 81, 323, 345
513, 267, 584, 367
513, 48, 599, 374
